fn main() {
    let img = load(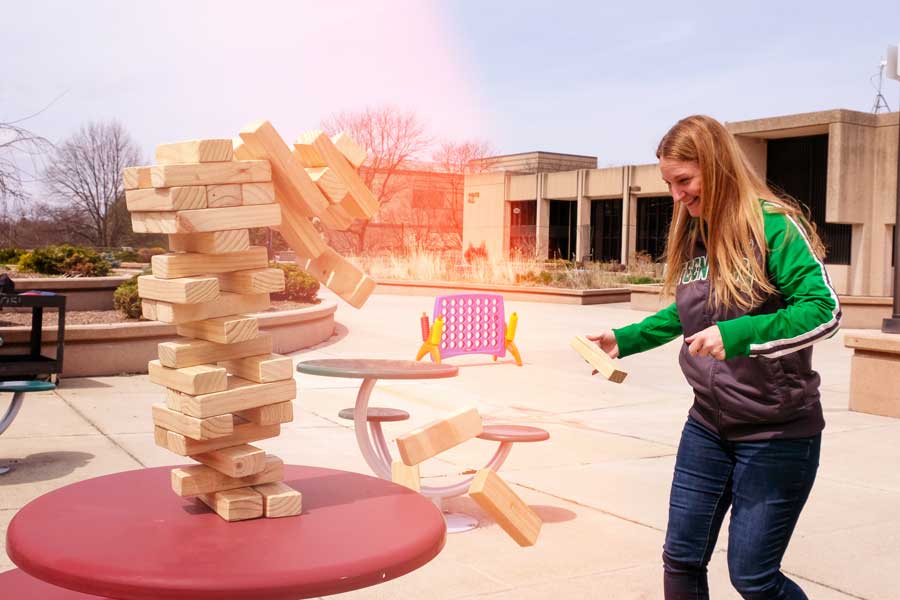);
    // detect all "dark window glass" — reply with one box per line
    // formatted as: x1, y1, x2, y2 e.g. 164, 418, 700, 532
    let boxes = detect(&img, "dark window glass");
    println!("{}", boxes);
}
590, 199, 622, 262
636, 196, 673, 260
